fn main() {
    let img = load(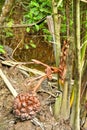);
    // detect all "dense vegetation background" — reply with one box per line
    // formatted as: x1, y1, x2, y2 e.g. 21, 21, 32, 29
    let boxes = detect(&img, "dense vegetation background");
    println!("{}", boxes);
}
0, 0, 87, 130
